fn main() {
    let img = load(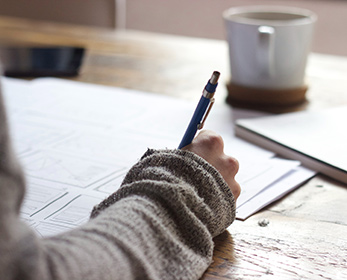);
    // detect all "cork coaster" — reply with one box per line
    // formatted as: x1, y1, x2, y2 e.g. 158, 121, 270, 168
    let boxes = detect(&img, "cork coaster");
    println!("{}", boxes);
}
226, 82, 309, 113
